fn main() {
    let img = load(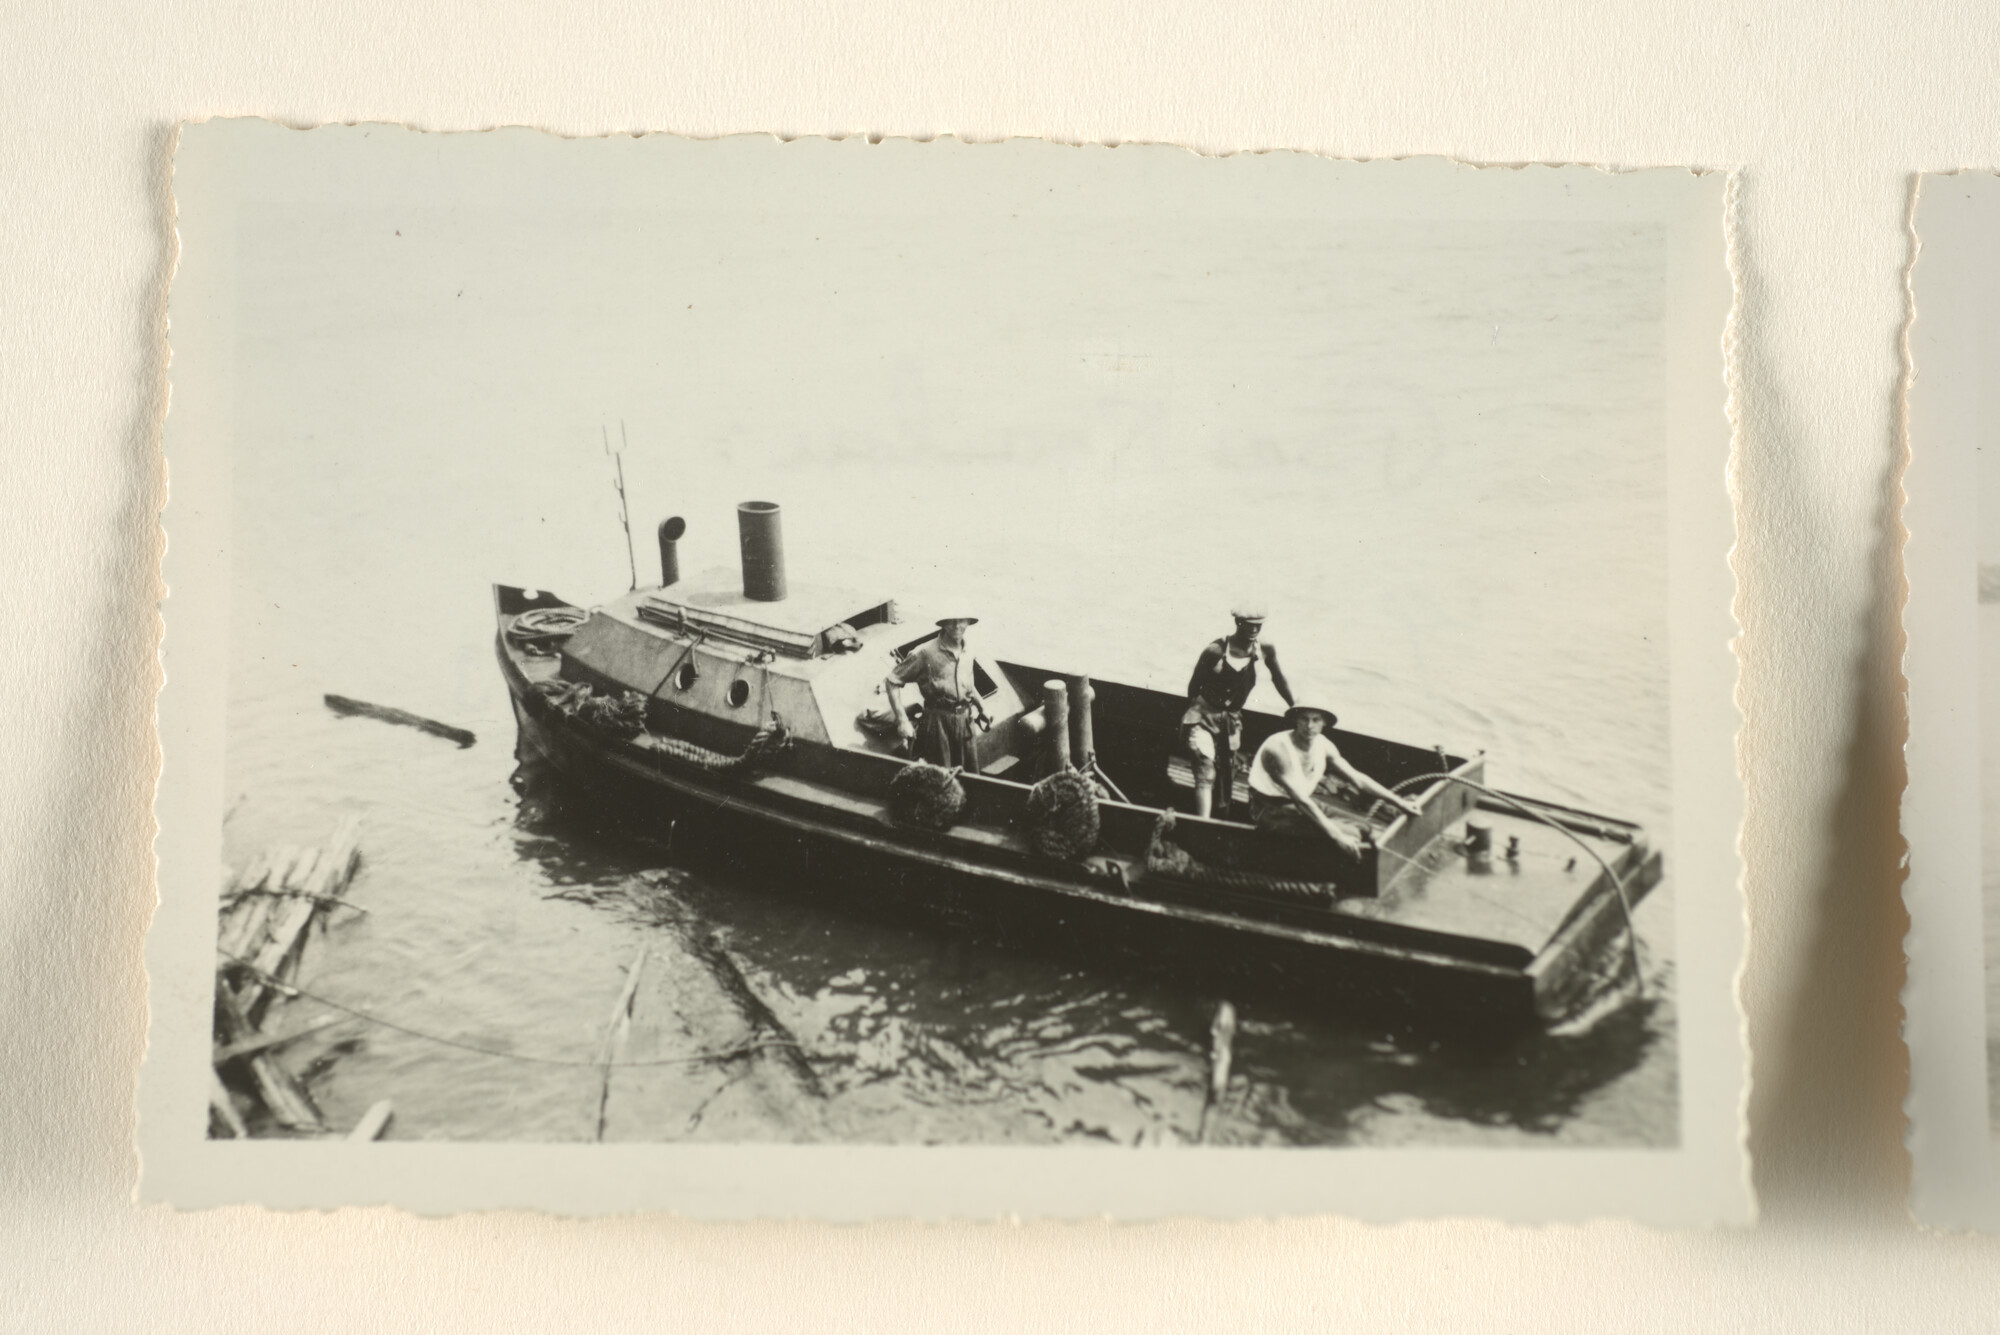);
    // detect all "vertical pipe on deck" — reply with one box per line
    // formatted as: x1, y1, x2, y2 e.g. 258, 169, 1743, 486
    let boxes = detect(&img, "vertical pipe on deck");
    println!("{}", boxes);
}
657, 516, 686, 587
1069, 676, 1095, 767
1042, 681, 1071, 776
